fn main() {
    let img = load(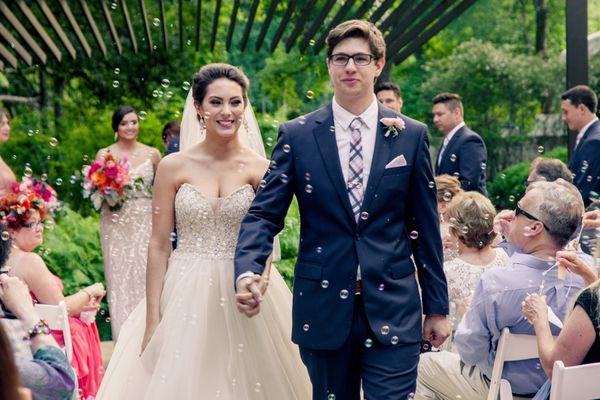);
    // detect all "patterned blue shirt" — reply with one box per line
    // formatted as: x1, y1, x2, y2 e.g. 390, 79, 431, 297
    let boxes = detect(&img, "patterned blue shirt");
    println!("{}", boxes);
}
454, 252, 587, 395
